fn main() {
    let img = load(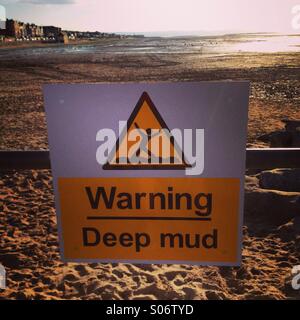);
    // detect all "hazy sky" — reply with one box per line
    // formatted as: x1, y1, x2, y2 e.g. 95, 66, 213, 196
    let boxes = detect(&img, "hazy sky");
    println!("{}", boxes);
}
1, 0, 299, 34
